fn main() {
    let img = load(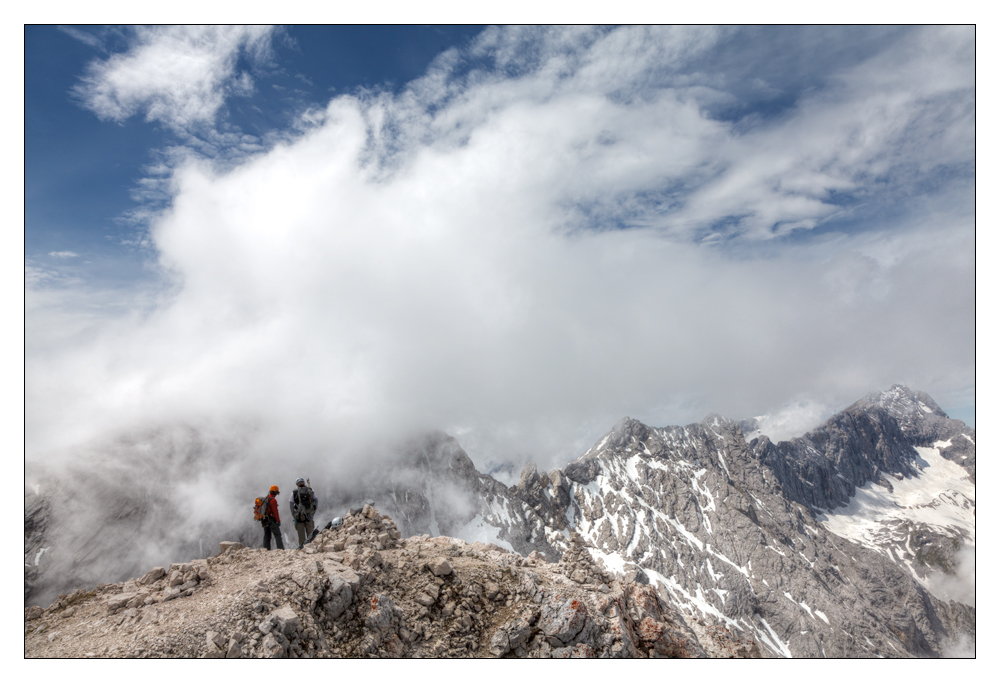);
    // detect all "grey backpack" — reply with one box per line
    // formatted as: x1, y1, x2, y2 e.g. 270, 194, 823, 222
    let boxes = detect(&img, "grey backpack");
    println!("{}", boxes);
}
294, 486, 316, 518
